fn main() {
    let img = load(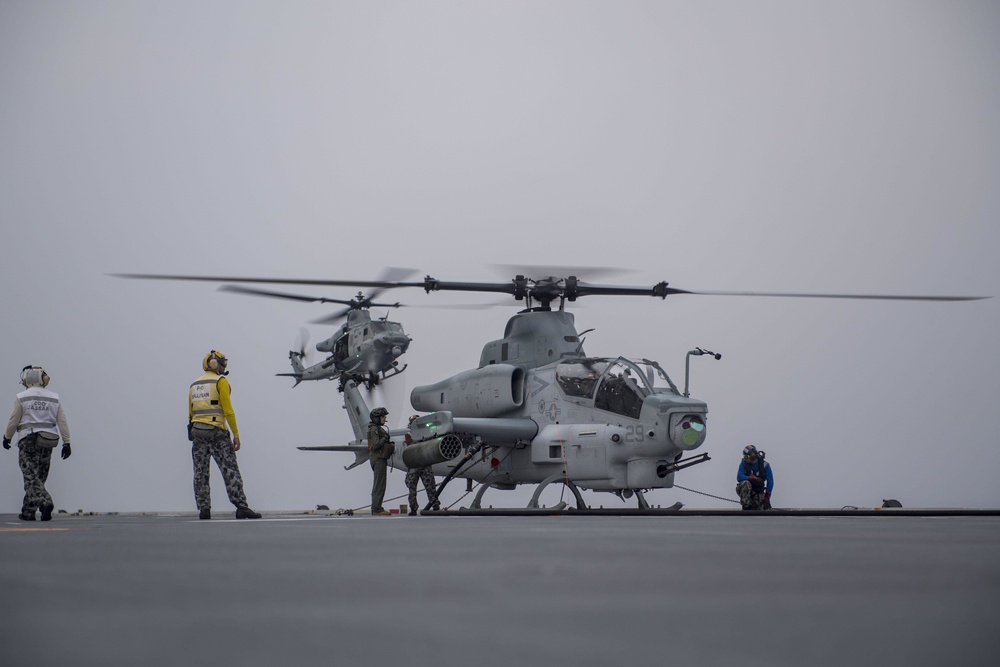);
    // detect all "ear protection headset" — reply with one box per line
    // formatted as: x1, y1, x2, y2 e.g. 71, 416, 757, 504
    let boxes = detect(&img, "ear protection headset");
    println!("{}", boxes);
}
203, 350, 229, 375
20, 365, 50, 388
